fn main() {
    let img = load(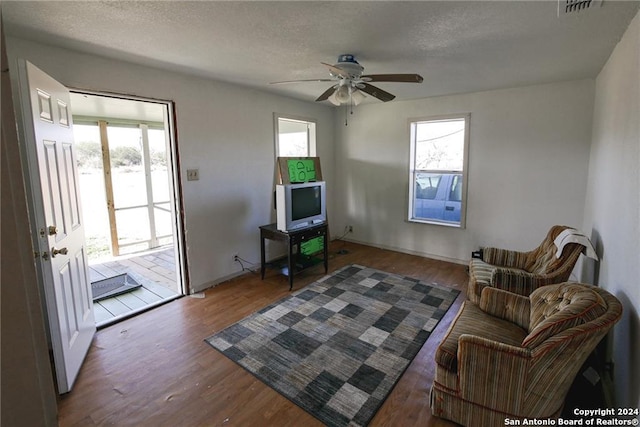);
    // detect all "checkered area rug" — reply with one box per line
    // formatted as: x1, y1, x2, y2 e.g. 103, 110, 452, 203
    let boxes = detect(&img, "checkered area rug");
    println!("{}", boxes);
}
205, 264, 460, 427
